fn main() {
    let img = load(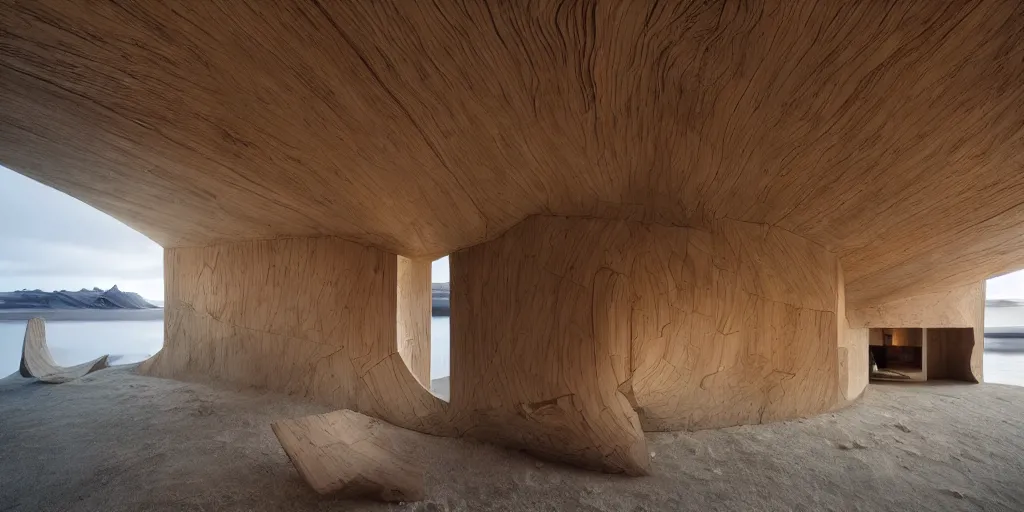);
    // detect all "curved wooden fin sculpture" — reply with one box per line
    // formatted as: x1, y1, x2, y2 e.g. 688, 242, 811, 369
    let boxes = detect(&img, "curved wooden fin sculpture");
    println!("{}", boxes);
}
271, 409, 425, 501
357, 352, 453, 436
19, 317, 110, 383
